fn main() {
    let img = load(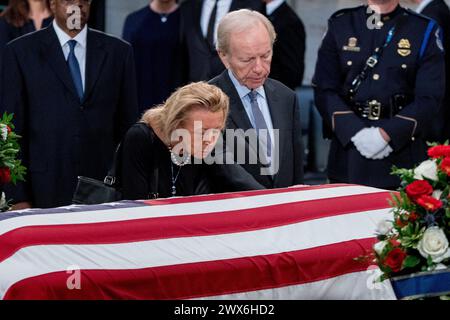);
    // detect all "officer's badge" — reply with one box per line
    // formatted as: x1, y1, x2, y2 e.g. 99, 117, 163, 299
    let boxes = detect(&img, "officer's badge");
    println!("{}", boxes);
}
343, 37, 360, 52
397, 39, 411, 57
436, 29, 444, 52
